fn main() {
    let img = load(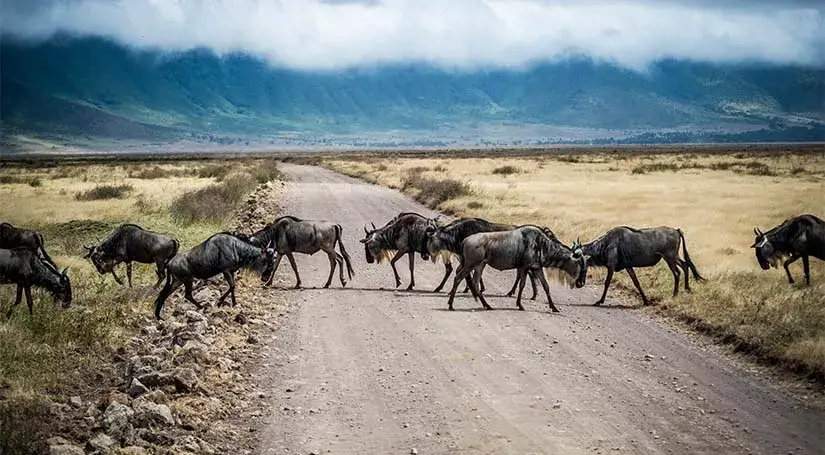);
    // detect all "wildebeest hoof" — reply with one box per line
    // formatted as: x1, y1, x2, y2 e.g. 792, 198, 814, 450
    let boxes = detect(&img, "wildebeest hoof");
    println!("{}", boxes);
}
551, 308, 560, 313
517, 306, 525, 311
593, 301, 604, 306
